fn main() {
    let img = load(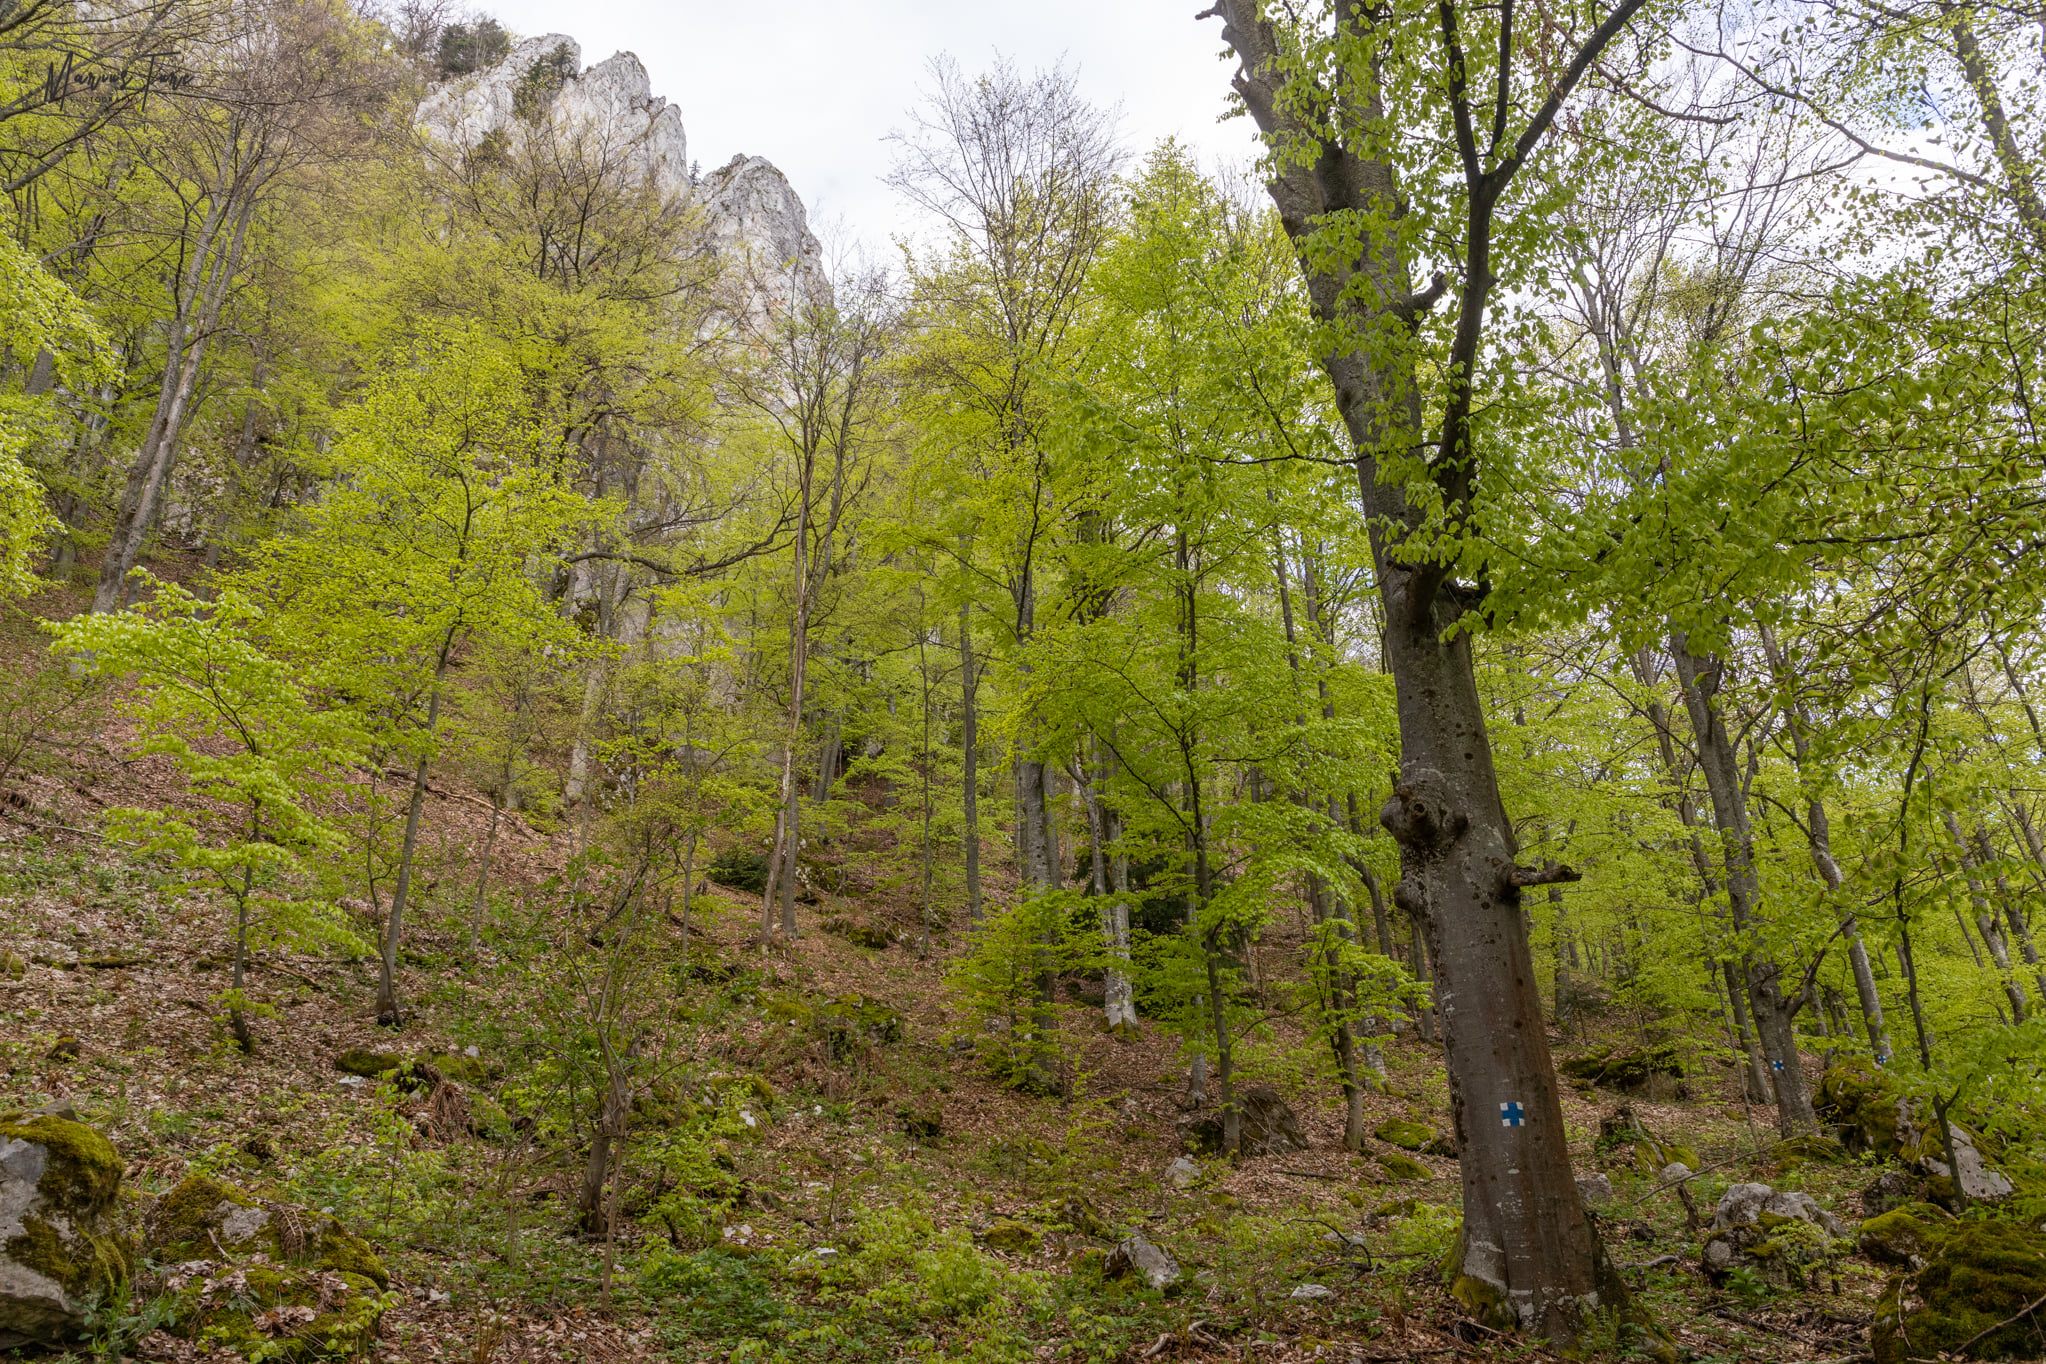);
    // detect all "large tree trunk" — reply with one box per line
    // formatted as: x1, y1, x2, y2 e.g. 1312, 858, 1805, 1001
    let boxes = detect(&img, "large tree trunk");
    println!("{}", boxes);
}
1373, 602, 1610, 1330
1211, 0, 1633, 1335
1669, 636, 1815, 1133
